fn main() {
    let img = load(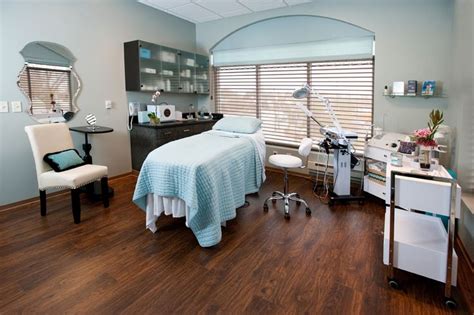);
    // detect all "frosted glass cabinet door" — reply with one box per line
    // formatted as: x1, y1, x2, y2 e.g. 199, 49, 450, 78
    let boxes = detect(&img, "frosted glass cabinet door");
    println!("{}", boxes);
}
195, 54, 209, 94
138, 41, 163, 91
178, 51, 196, 94
124, 40, 210, 94
160, 45, 179, 93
